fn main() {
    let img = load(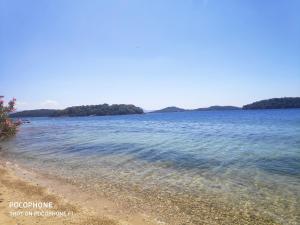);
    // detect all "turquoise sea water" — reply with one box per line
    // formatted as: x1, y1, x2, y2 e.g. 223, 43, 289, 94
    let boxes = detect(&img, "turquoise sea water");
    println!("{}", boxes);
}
1, 109, 300, 224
